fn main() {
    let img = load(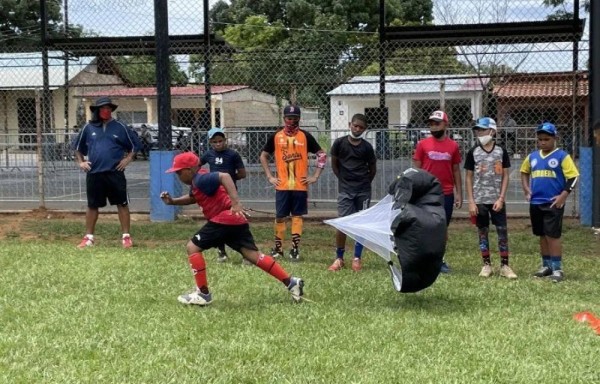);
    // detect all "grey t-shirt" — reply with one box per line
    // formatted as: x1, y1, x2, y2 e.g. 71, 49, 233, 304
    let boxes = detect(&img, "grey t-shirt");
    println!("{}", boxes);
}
330, 136, 376, 194
464, 143, 510, 204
